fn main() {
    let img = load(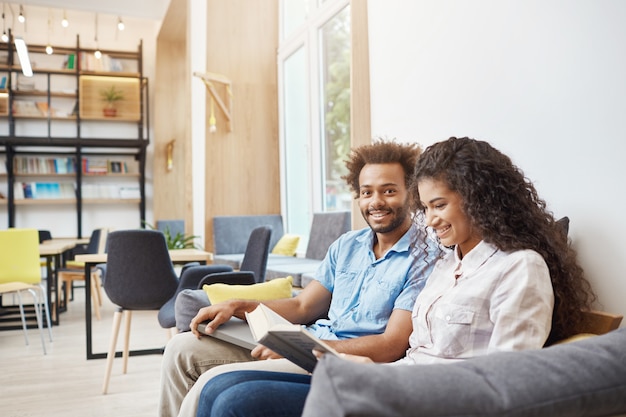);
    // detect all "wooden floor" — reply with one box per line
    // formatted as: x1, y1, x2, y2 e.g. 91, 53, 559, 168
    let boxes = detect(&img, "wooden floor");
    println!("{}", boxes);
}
0, 284, 168, 417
